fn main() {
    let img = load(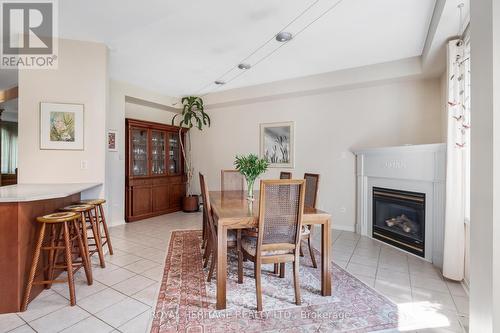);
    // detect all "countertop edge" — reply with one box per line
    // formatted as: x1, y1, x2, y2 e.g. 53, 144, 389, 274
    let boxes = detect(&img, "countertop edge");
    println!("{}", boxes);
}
0, 183, 103, 203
